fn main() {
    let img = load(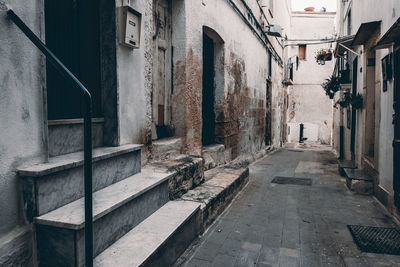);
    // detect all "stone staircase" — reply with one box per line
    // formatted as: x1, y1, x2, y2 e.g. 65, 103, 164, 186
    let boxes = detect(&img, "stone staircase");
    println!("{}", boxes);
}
17, 140, 249, 266
17, 144, 201, 266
